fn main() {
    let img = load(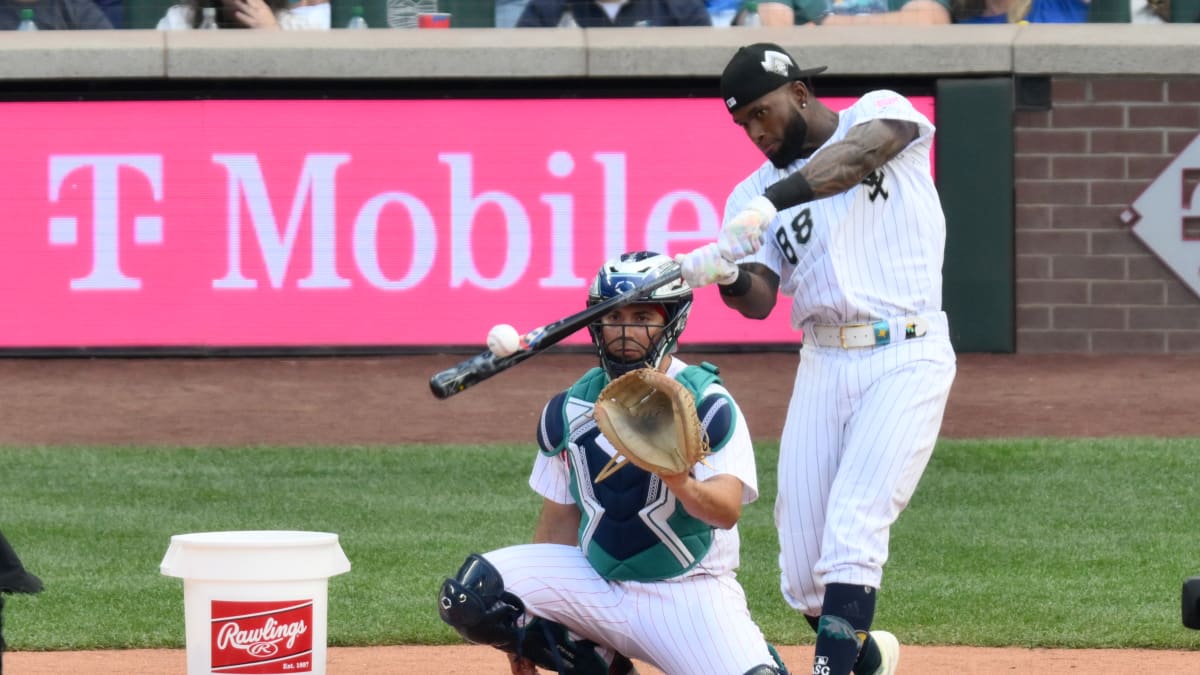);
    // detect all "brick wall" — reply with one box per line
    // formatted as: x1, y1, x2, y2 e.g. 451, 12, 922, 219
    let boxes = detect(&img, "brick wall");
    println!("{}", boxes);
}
1013, 78, 1200, 353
